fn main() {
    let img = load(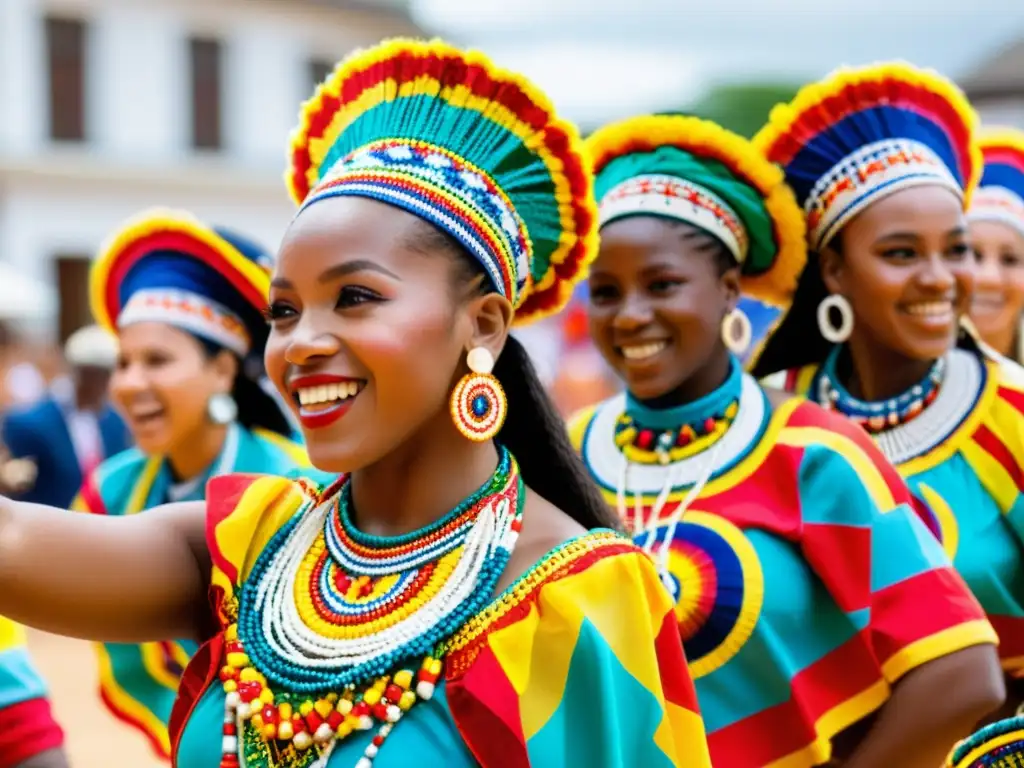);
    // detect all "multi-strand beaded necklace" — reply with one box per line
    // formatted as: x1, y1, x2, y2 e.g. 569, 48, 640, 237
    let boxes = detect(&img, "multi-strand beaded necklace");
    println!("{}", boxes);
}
218, 447, 523, 768
815, 345, 946, 433
615, 358, 753, 589
616, 359, 743, 466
